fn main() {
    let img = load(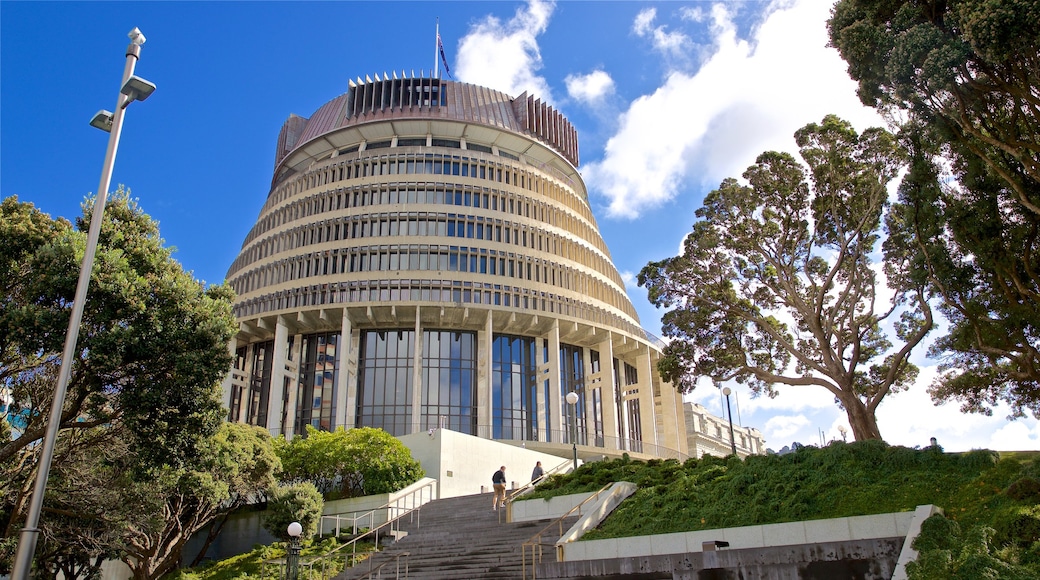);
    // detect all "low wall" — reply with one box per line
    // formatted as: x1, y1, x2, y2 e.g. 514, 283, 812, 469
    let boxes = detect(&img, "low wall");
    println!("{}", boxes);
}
511, 492, 595, 522
537, 538, 906, 580
513, 490, 941, 580
561, 510, 917, 561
